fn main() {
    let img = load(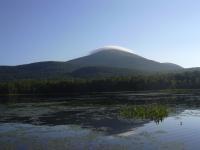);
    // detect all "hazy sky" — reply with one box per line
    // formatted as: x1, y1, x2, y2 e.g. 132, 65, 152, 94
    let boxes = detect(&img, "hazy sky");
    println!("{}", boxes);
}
1, 0, 200, 68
